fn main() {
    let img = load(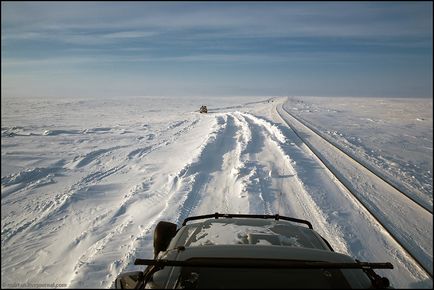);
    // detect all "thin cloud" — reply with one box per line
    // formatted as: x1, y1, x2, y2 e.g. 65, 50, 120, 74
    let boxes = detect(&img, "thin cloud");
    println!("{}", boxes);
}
3, 51, 425, 70
2, 29, 159, 46
2, 2, 432, 42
